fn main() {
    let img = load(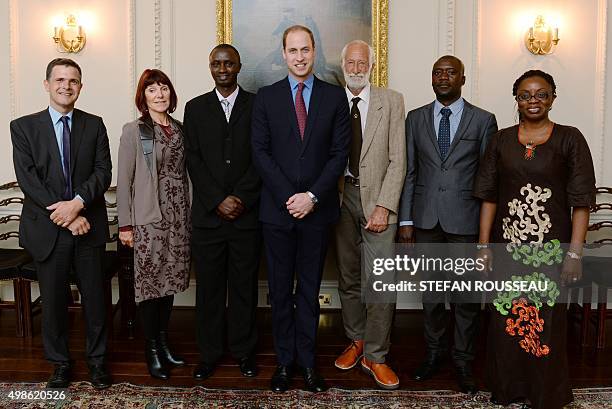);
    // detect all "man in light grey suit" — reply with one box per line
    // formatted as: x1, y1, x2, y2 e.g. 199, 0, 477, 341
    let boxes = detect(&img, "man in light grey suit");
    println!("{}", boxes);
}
397, 55, 497, 394
333, 40, 405, 390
